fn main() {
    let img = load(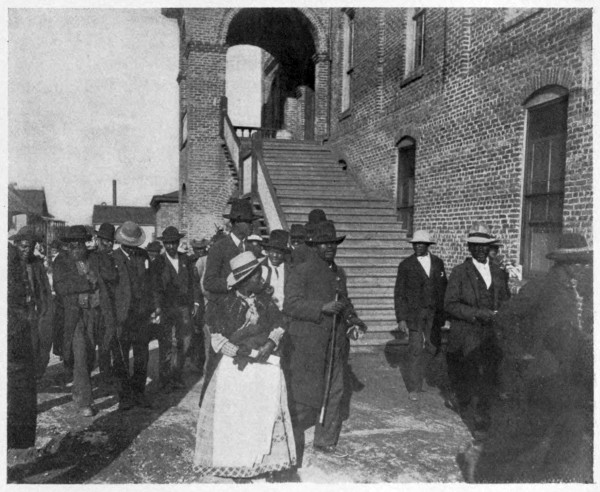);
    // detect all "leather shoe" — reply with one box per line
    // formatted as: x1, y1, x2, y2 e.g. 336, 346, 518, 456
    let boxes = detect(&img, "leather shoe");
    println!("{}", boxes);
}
314, 444, 349, 458
79, 406, 96, 417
